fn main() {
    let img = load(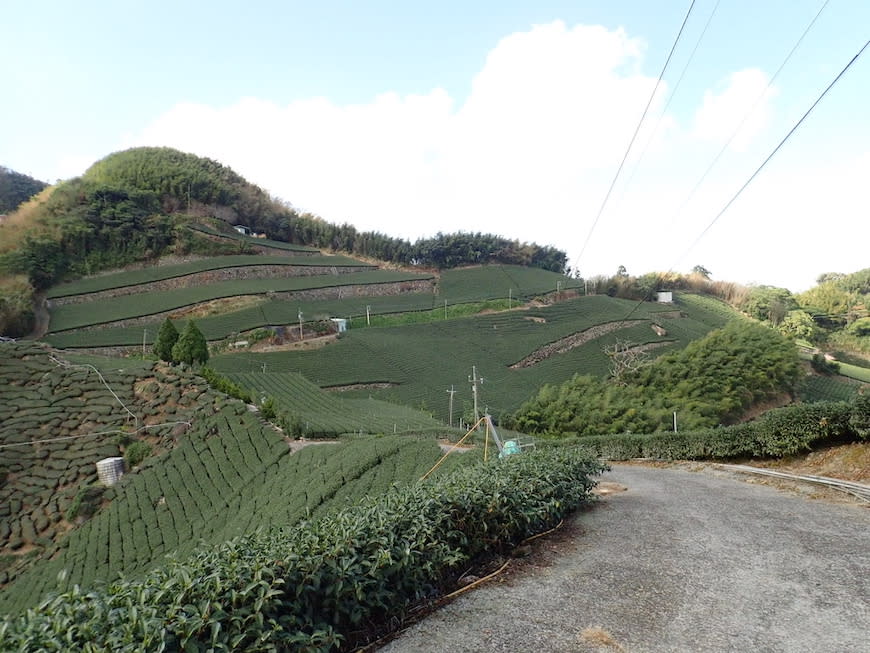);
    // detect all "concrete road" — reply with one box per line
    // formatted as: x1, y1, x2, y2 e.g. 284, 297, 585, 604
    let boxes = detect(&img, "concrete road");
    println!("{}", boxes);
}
380, 465, 870, 653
